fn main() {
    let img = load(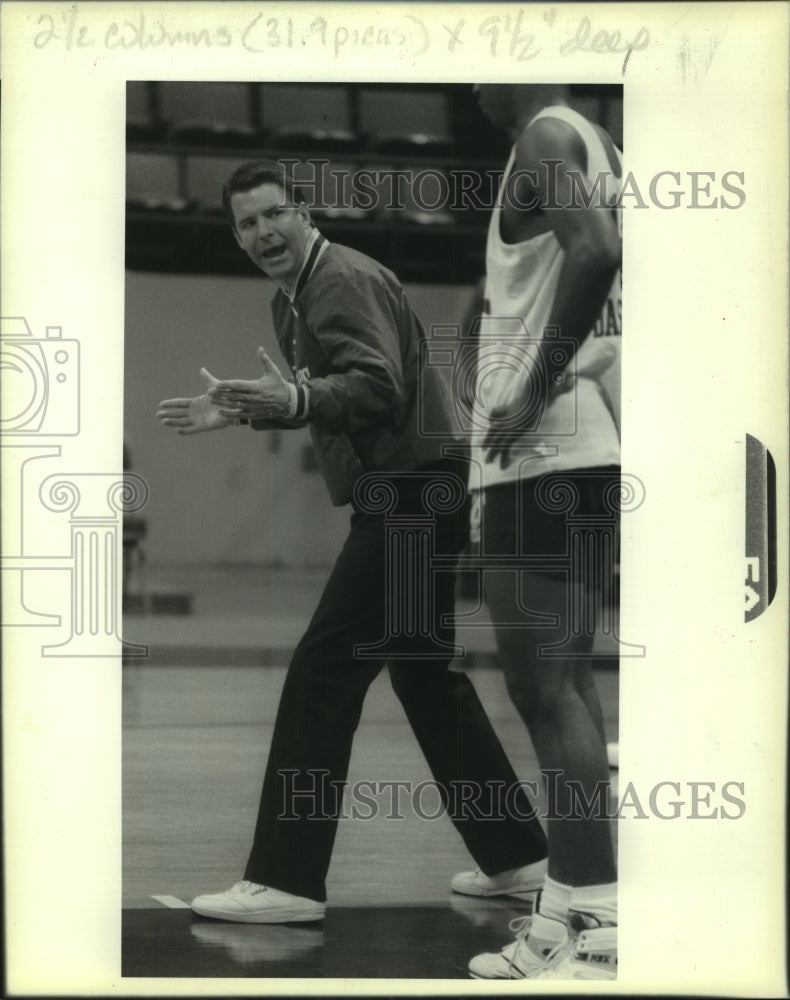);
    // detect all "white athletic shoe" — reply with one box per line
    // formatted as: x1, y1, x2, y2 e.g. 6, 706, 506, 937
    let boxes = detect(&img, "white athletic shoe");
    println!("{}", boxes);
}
532, 920, 617, 981
468, 912, 568, 979
451, 857, 547, 900
191, 880, 326, 923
